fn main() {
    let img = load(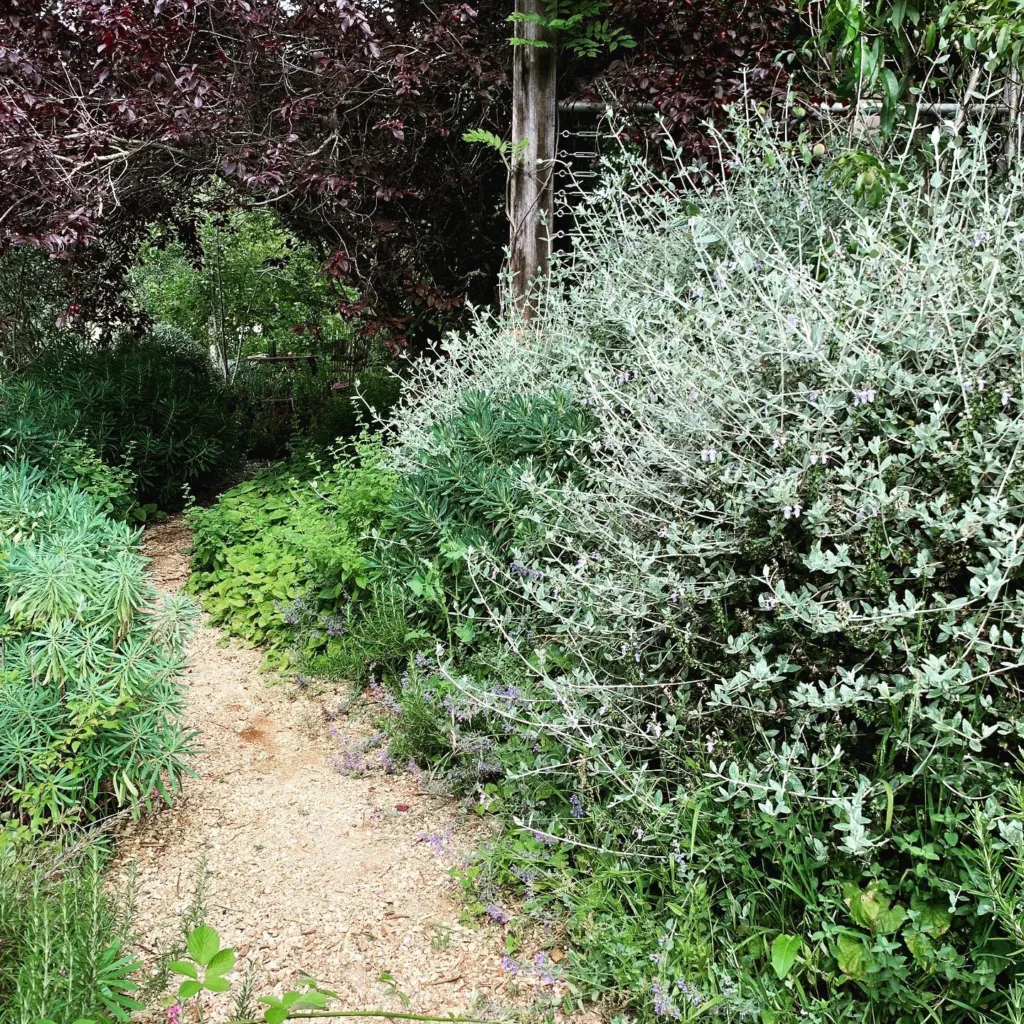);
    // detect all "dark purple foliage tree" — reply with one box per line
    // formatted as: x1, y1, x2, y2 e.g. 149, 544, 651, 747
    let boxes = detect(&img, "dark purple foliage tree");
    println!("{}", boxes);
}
0, 0, 796, 338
